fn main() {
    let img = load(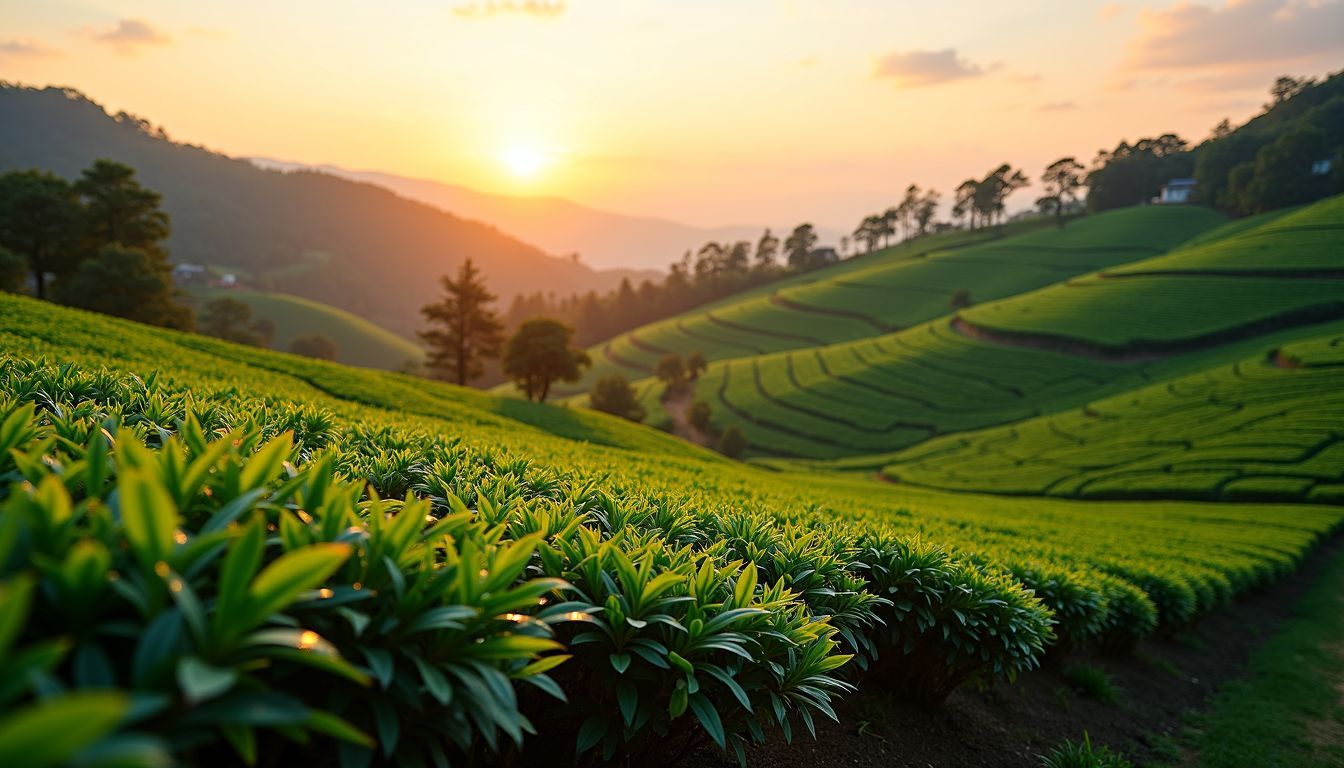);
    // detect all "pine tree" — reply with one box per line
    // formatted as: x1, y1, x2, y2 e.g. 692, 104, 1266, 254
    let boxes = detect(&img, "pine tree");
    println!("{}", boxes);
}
419, 259, 505, 385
